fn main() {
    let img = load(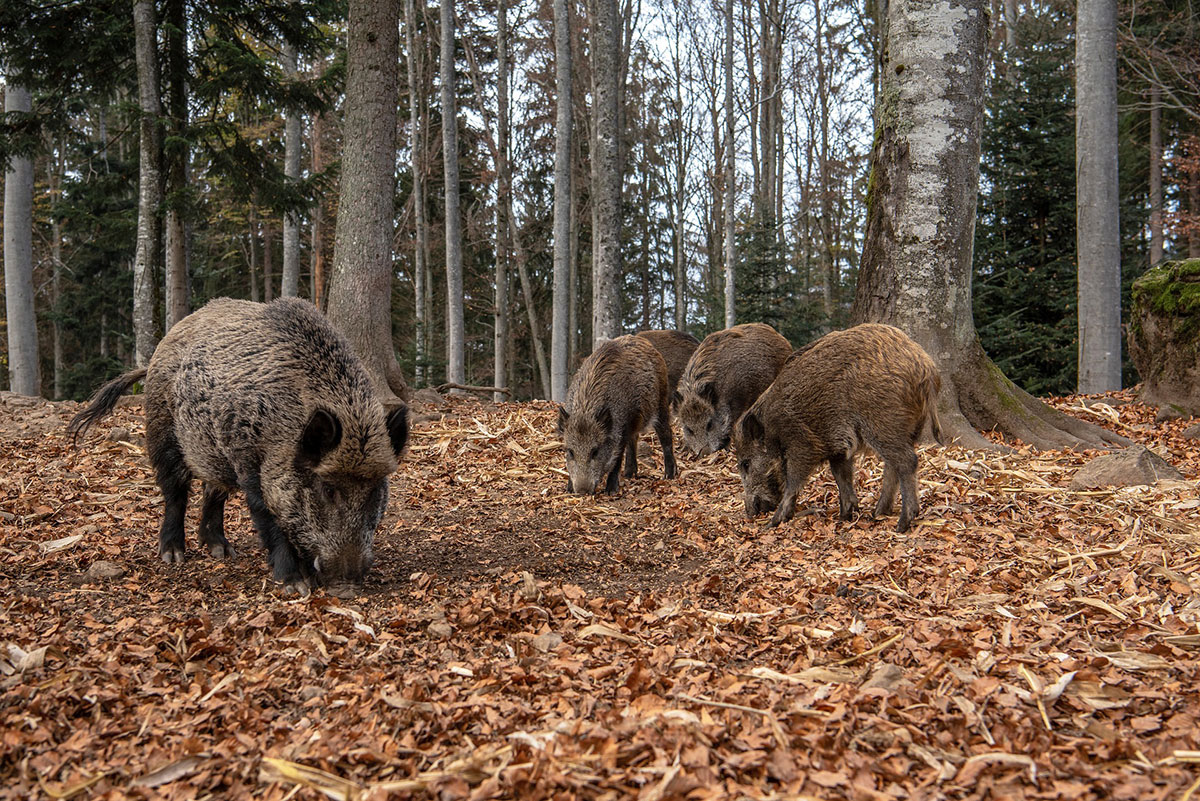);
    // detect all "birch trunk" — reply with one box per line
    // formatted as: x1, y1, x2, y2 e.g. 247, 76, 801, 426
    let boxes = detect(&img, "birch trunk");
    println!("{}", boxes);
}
1148, 85, 1163, 266
441, 0, 466, 384
723, 0, 736, 328
133, 0, 162, 367
327, 0, 409, 404
282, 43, 302, 298
404, 0, 429, 384
550, 0, 572, 401
3, 83, 39, 395
591, 0, 622, 347
852, 0, 1124, 449
1075, 0, 1122, 393
494, 0, 510, 402
164, 0, 190, 330
50, 149, 64, 399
